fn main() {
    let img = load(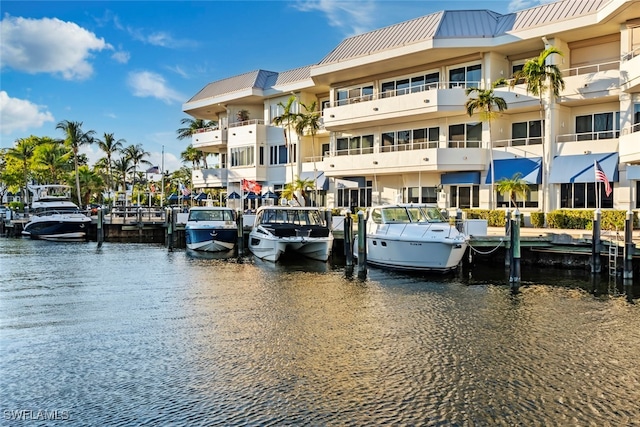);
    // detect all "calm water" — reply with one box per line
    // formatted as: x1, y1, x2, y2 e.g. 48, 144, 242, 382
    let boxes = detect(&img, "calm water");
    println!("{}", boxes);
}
1, 238, 639, 426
